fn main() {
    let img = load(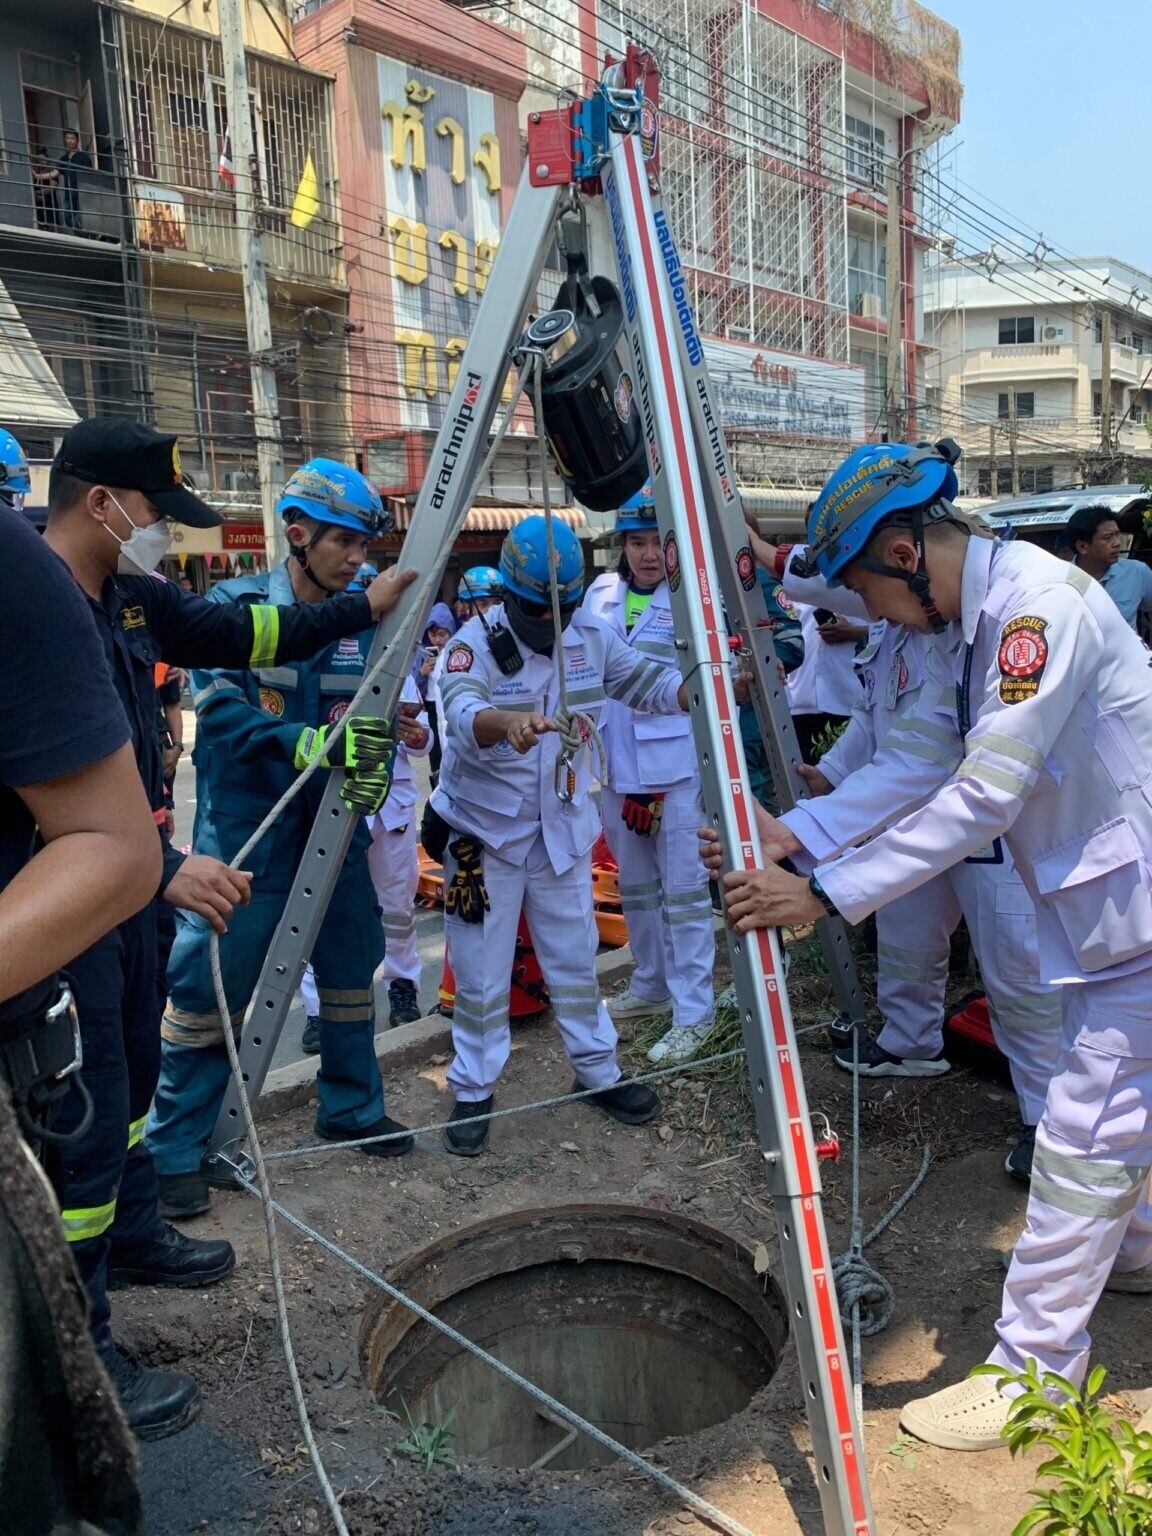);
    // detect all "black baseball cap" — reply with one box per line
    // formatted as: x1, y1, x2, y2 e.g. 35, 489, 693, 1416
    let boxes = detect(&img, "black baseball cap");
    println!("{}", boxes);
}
53, 418, 221, 528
